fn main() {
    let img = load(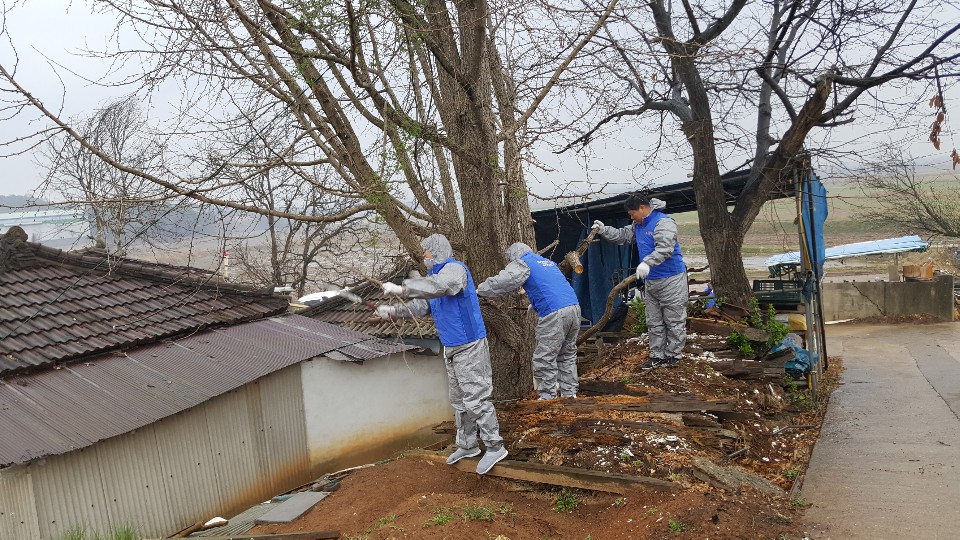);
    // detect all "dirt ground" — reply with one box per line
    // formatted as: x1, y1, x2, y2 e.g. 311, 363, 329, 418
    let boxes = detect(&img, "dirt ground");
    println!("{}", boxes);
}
252, 334, 843, 540
255, 457, 806, 539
